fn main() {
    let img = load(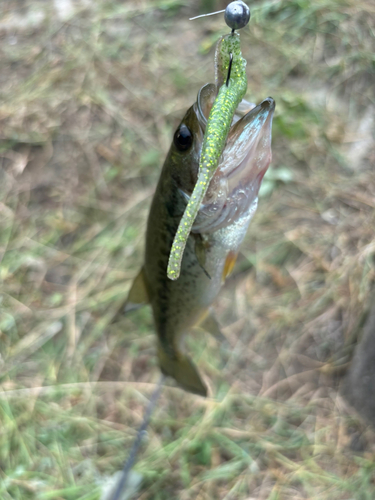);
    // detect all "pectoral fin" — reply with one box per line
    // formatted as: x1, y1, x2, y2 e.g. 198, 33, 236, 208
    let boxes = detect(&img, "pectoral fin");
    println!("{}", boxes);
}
158, 344, 207, 397
194, 234, 211, 280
